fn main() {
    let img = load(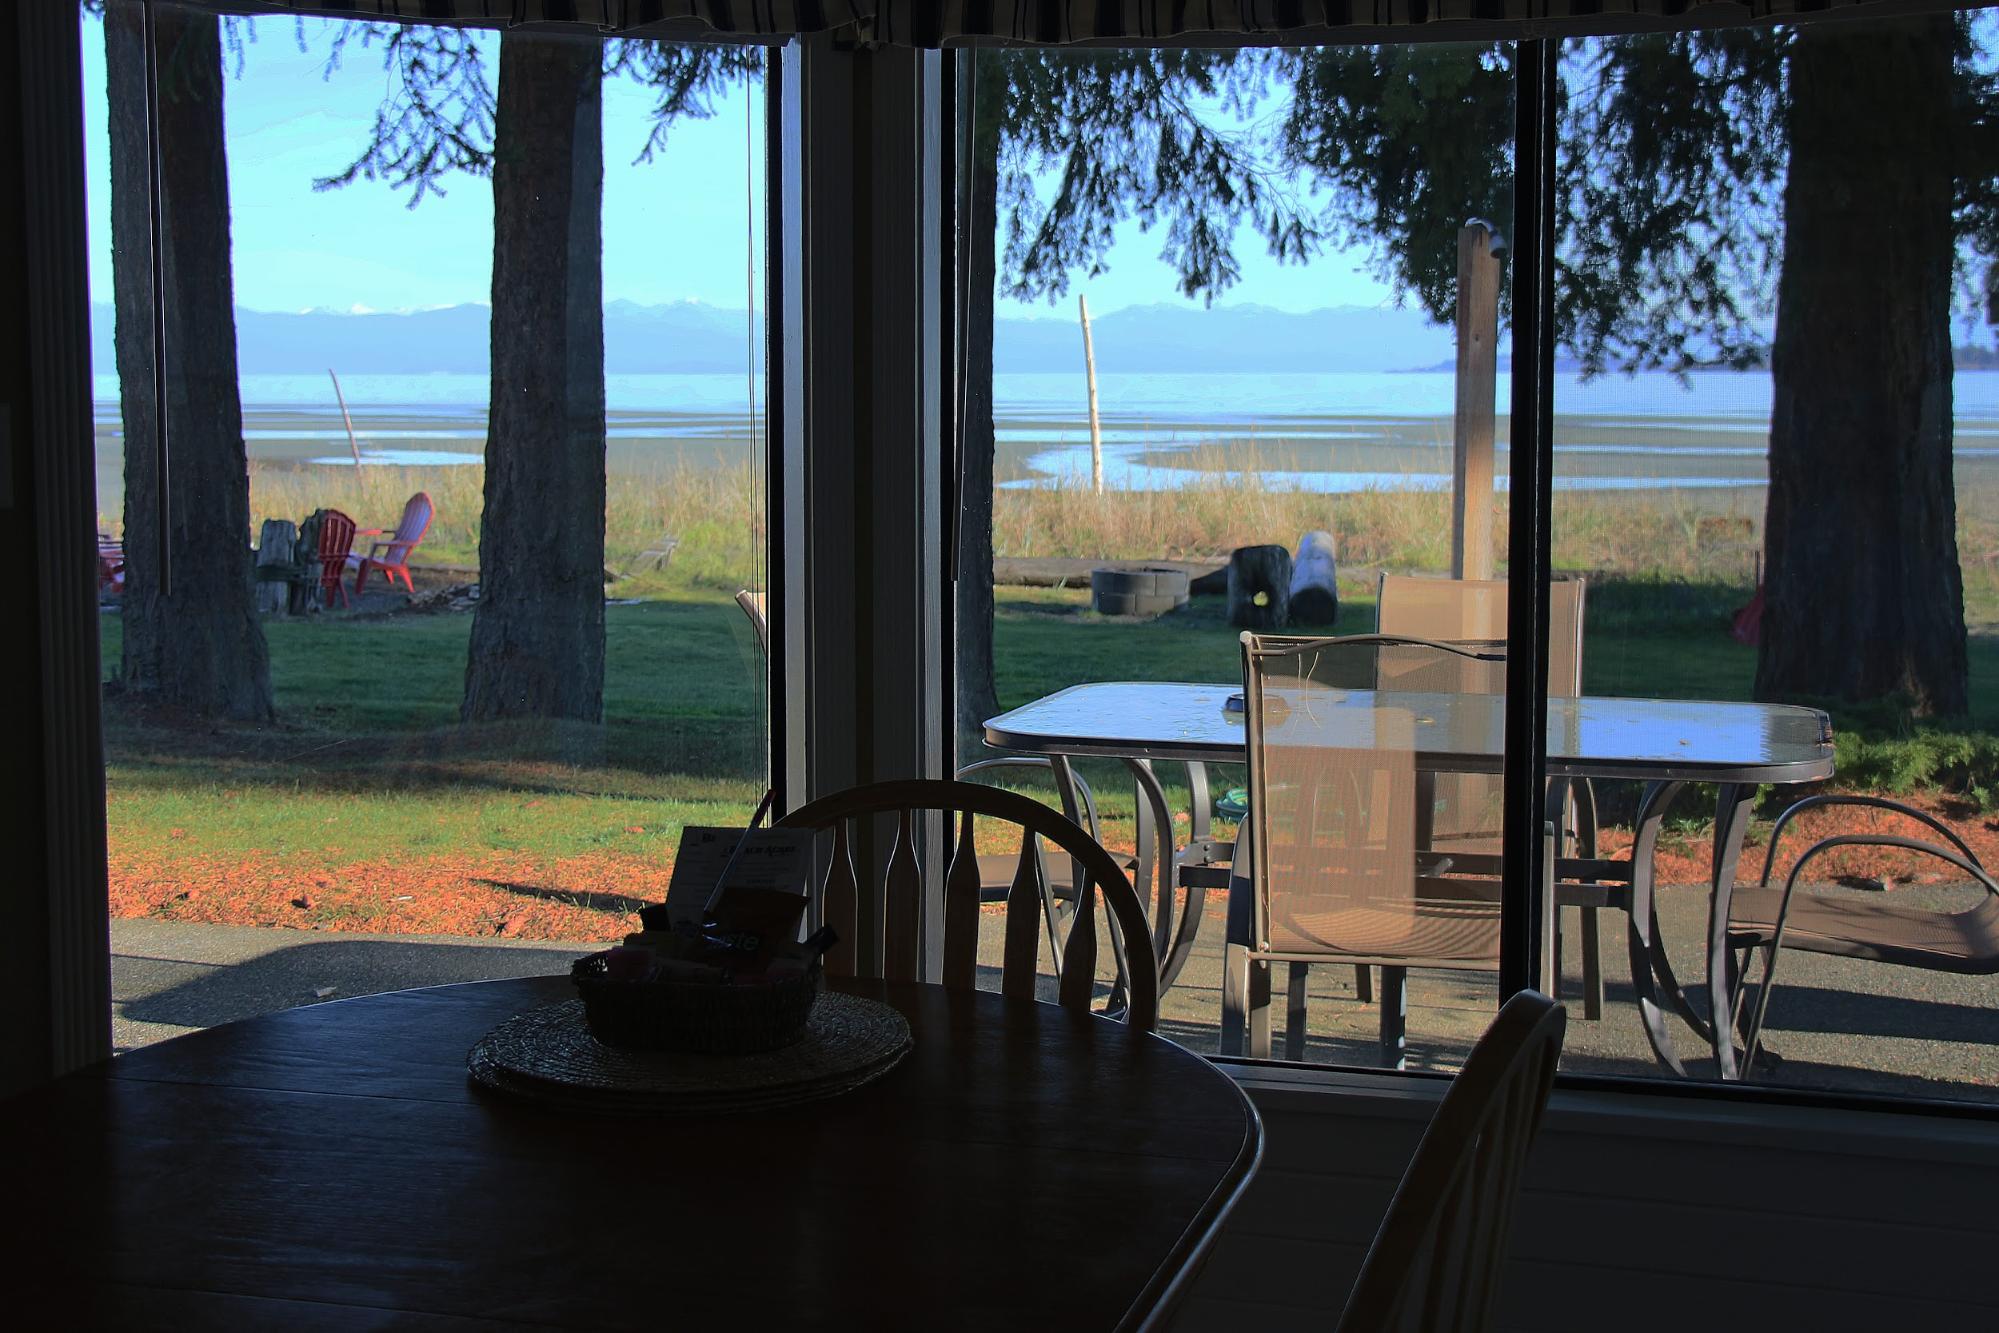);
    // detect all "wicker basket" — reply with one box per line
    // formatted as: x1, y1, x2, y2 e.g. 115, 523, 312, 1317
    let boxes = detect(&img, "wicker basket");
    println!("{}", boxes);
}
570, 954, 822, 1054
